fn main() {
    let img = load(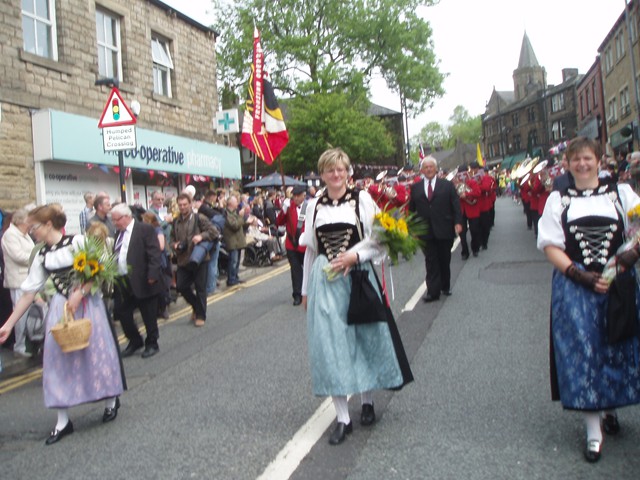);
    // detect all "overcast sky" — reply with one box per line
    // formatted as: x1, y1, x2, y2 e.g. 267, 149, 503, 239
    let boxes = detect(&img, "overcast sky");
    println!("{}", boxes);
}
162, 0, 624, 137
